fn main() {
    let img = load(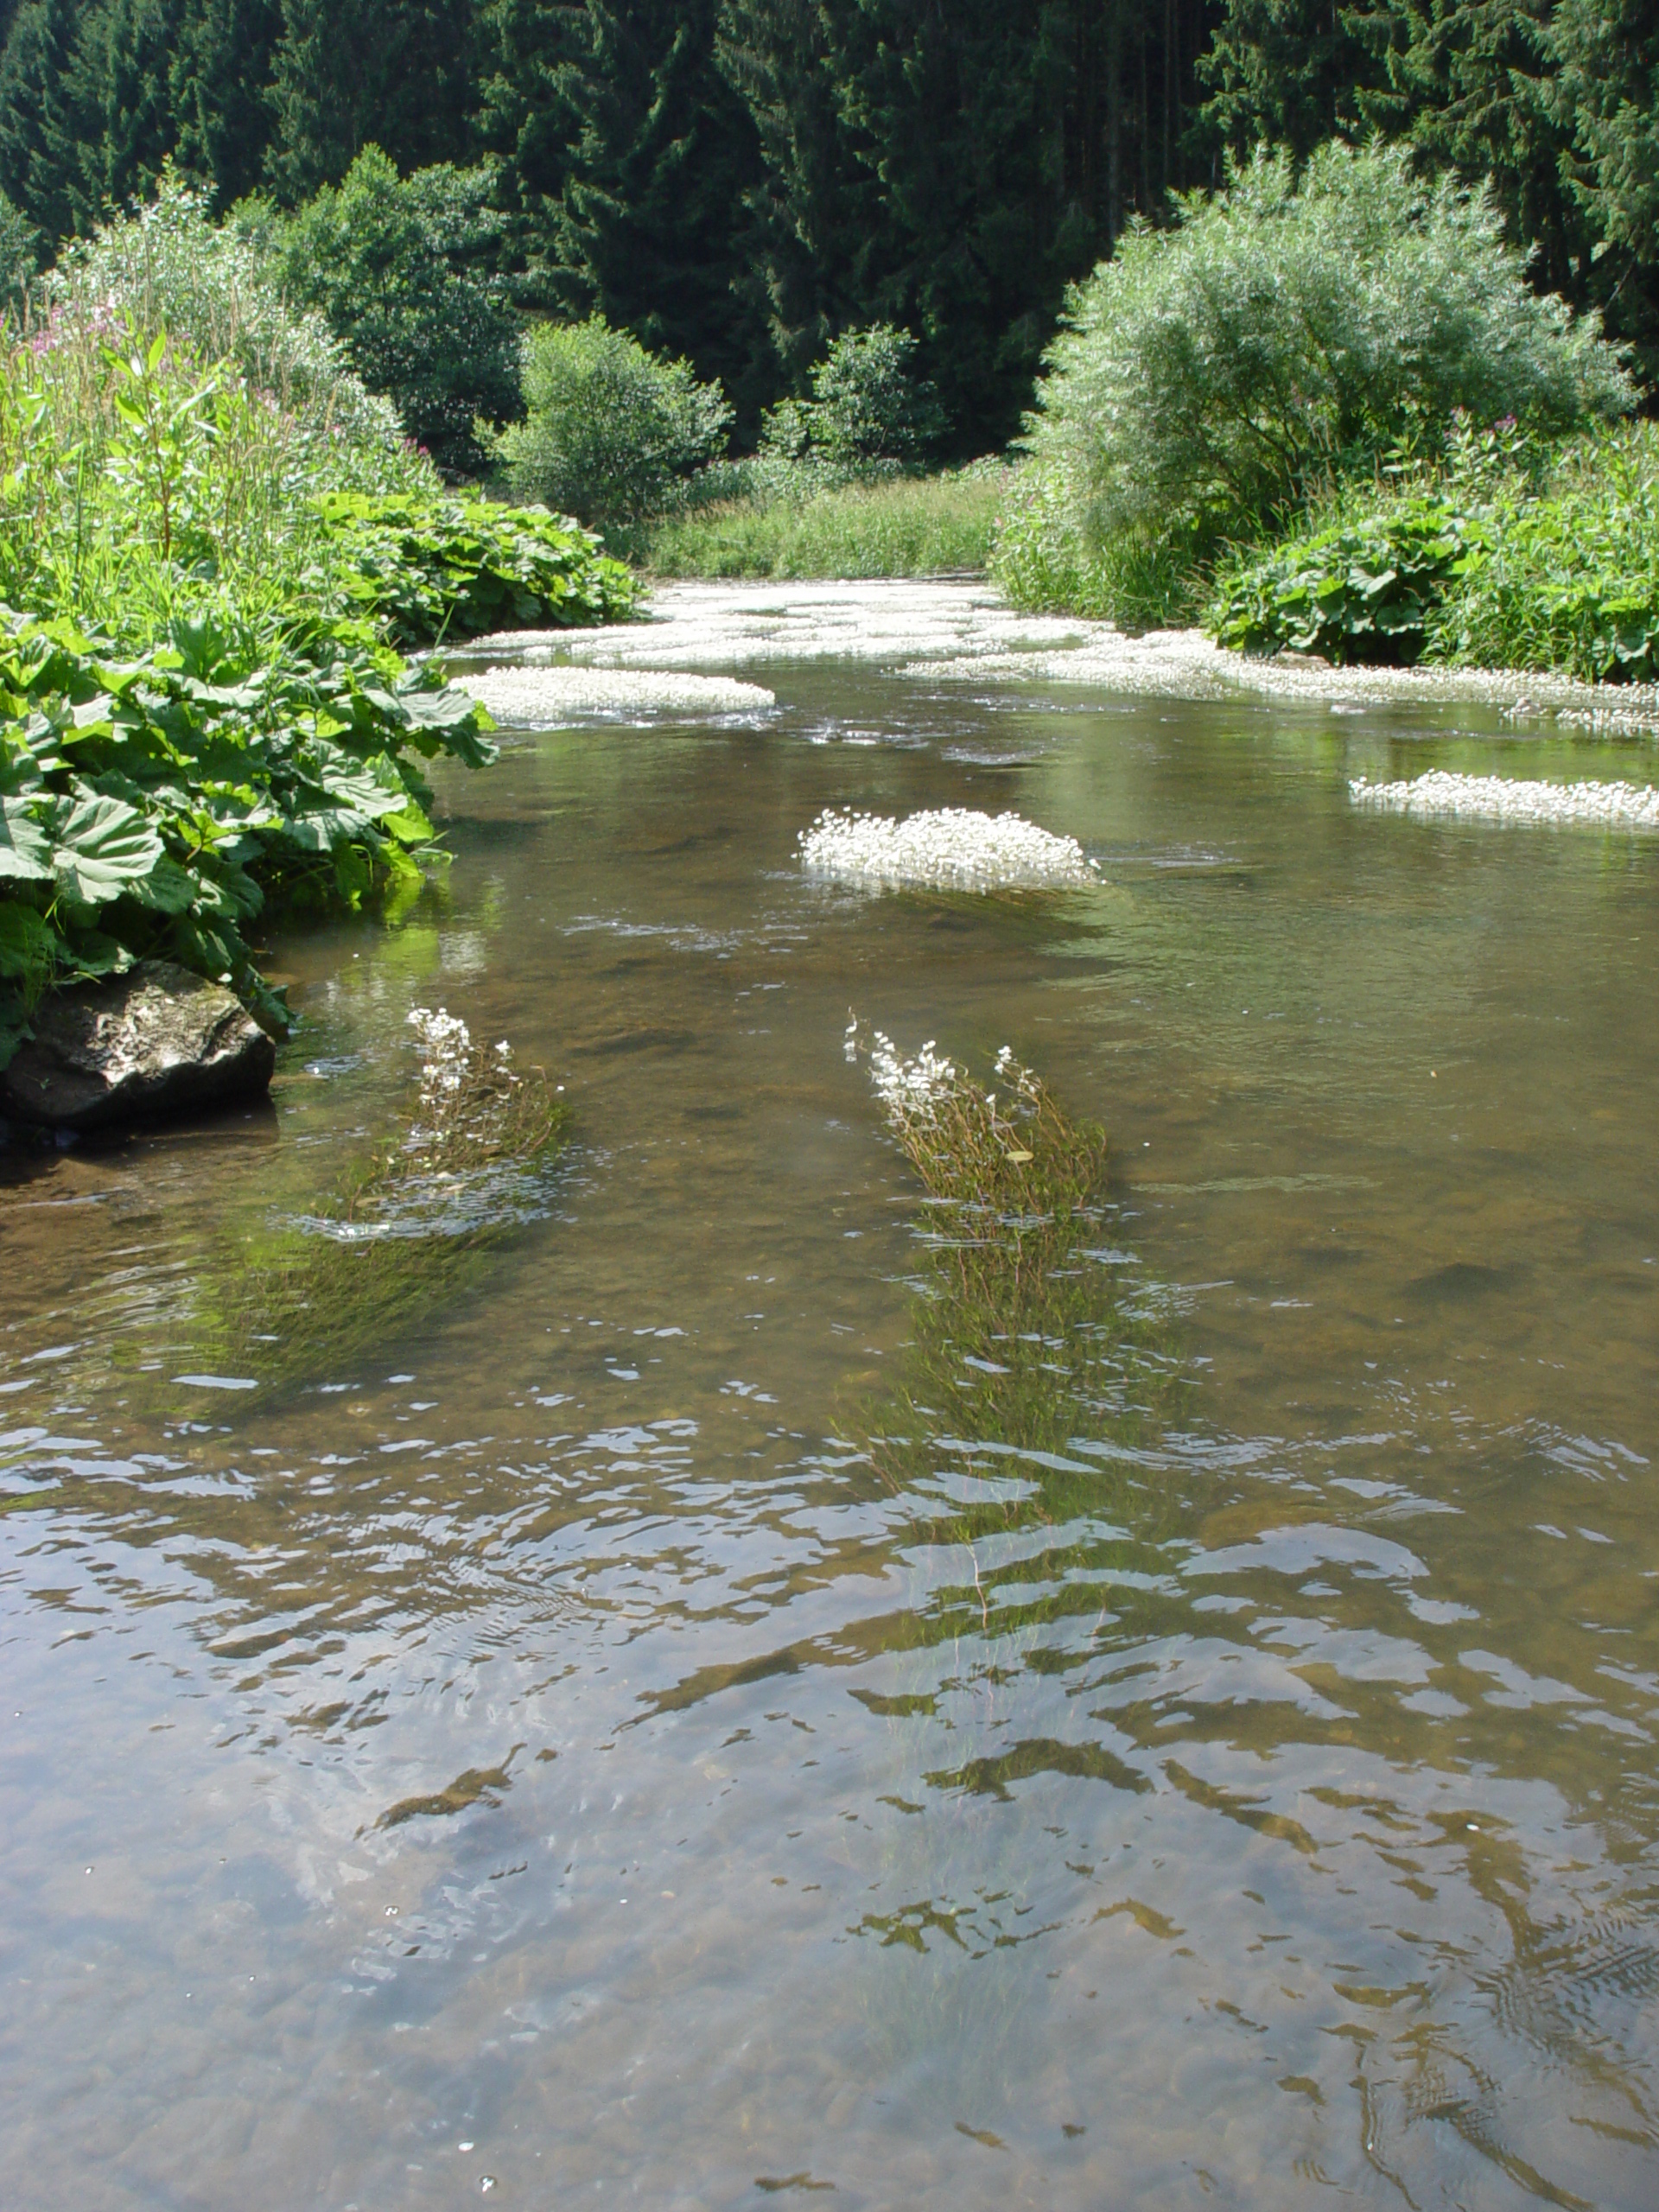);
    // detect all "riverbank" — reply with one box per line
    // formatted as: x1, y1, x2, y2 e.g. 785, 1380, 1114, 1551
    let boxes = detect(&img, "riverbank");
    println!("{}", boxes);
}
640, 468, 1008, 580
